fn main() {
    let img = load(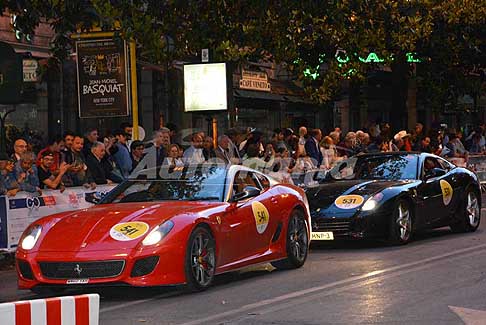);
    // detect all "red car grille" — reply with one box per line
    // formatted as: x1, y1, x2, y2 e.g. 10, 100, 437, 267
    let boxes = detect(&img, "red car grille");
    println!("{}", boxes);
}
39, 260, 125, 279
